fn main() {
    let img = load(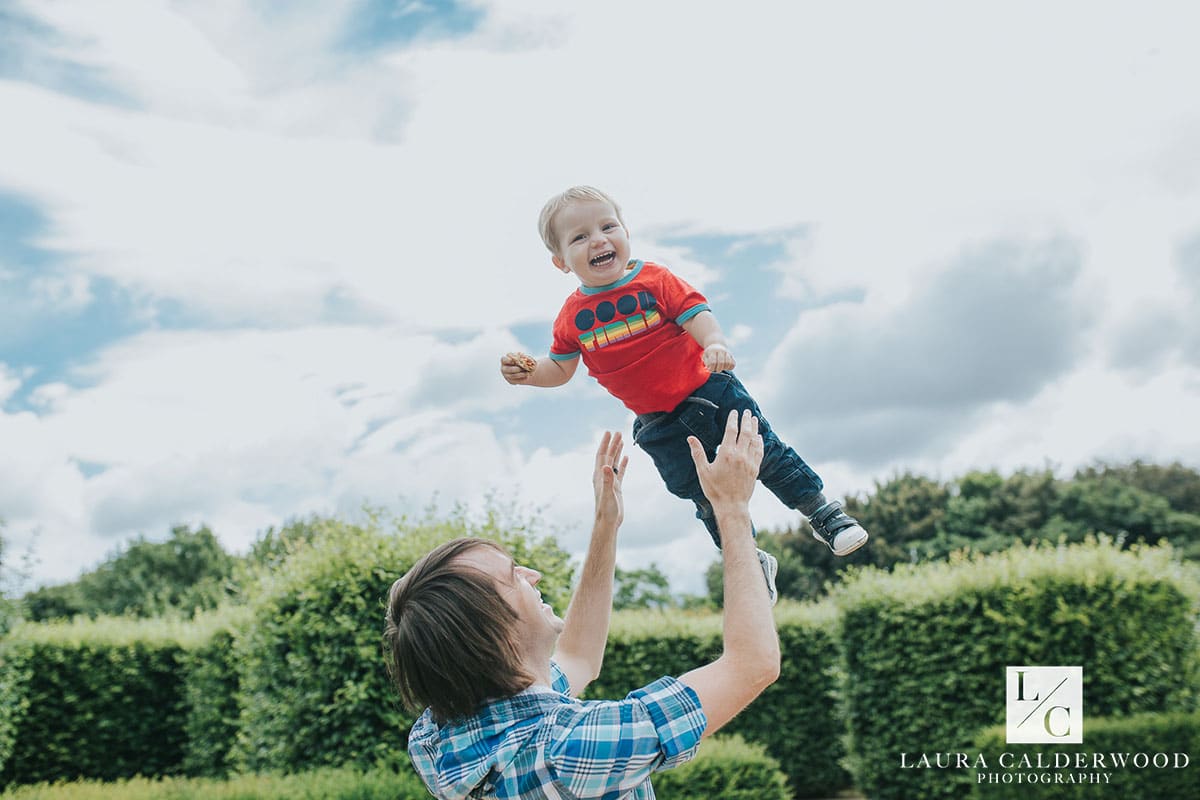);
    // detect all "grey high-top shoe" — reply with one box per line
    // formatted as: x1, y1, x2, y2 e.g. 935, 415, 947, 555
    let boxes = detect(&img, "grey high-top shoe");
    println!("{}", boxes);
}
809, 501, 869, 556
